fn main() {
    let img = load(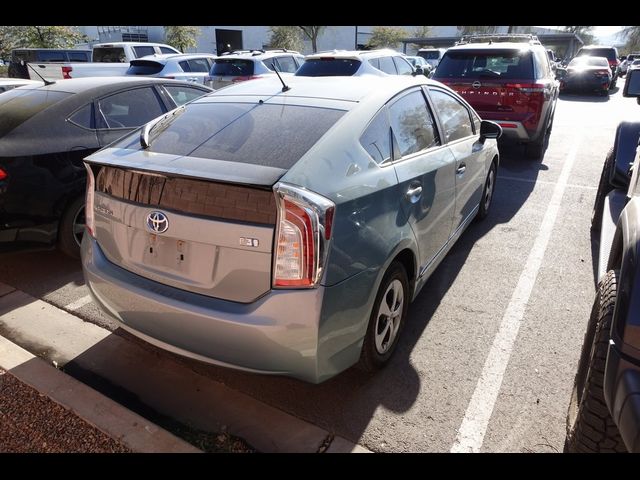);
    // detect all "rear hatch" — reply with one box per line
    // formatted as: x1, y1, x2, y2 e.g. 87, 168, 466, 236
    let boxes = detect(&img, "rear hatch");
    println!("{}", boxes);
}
206, 58, 255, 89
434, 49, 542, 130
85, 98, 345, 303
